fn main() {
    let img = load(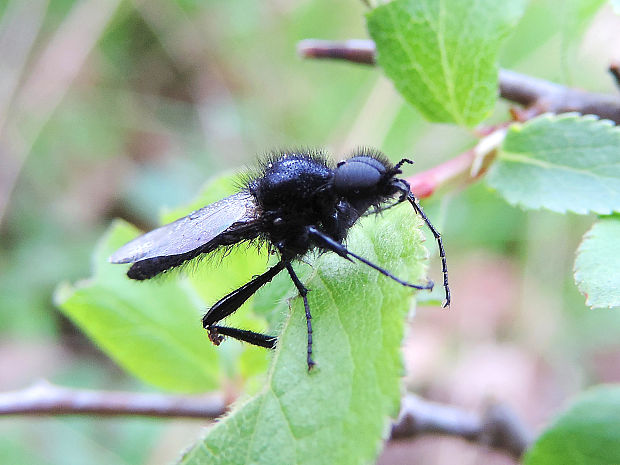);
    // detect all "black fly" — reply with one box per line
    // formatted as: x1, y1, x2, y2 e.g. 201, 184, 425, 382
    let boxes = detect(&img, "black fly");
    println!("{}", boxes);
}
110, 148, 450, 369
